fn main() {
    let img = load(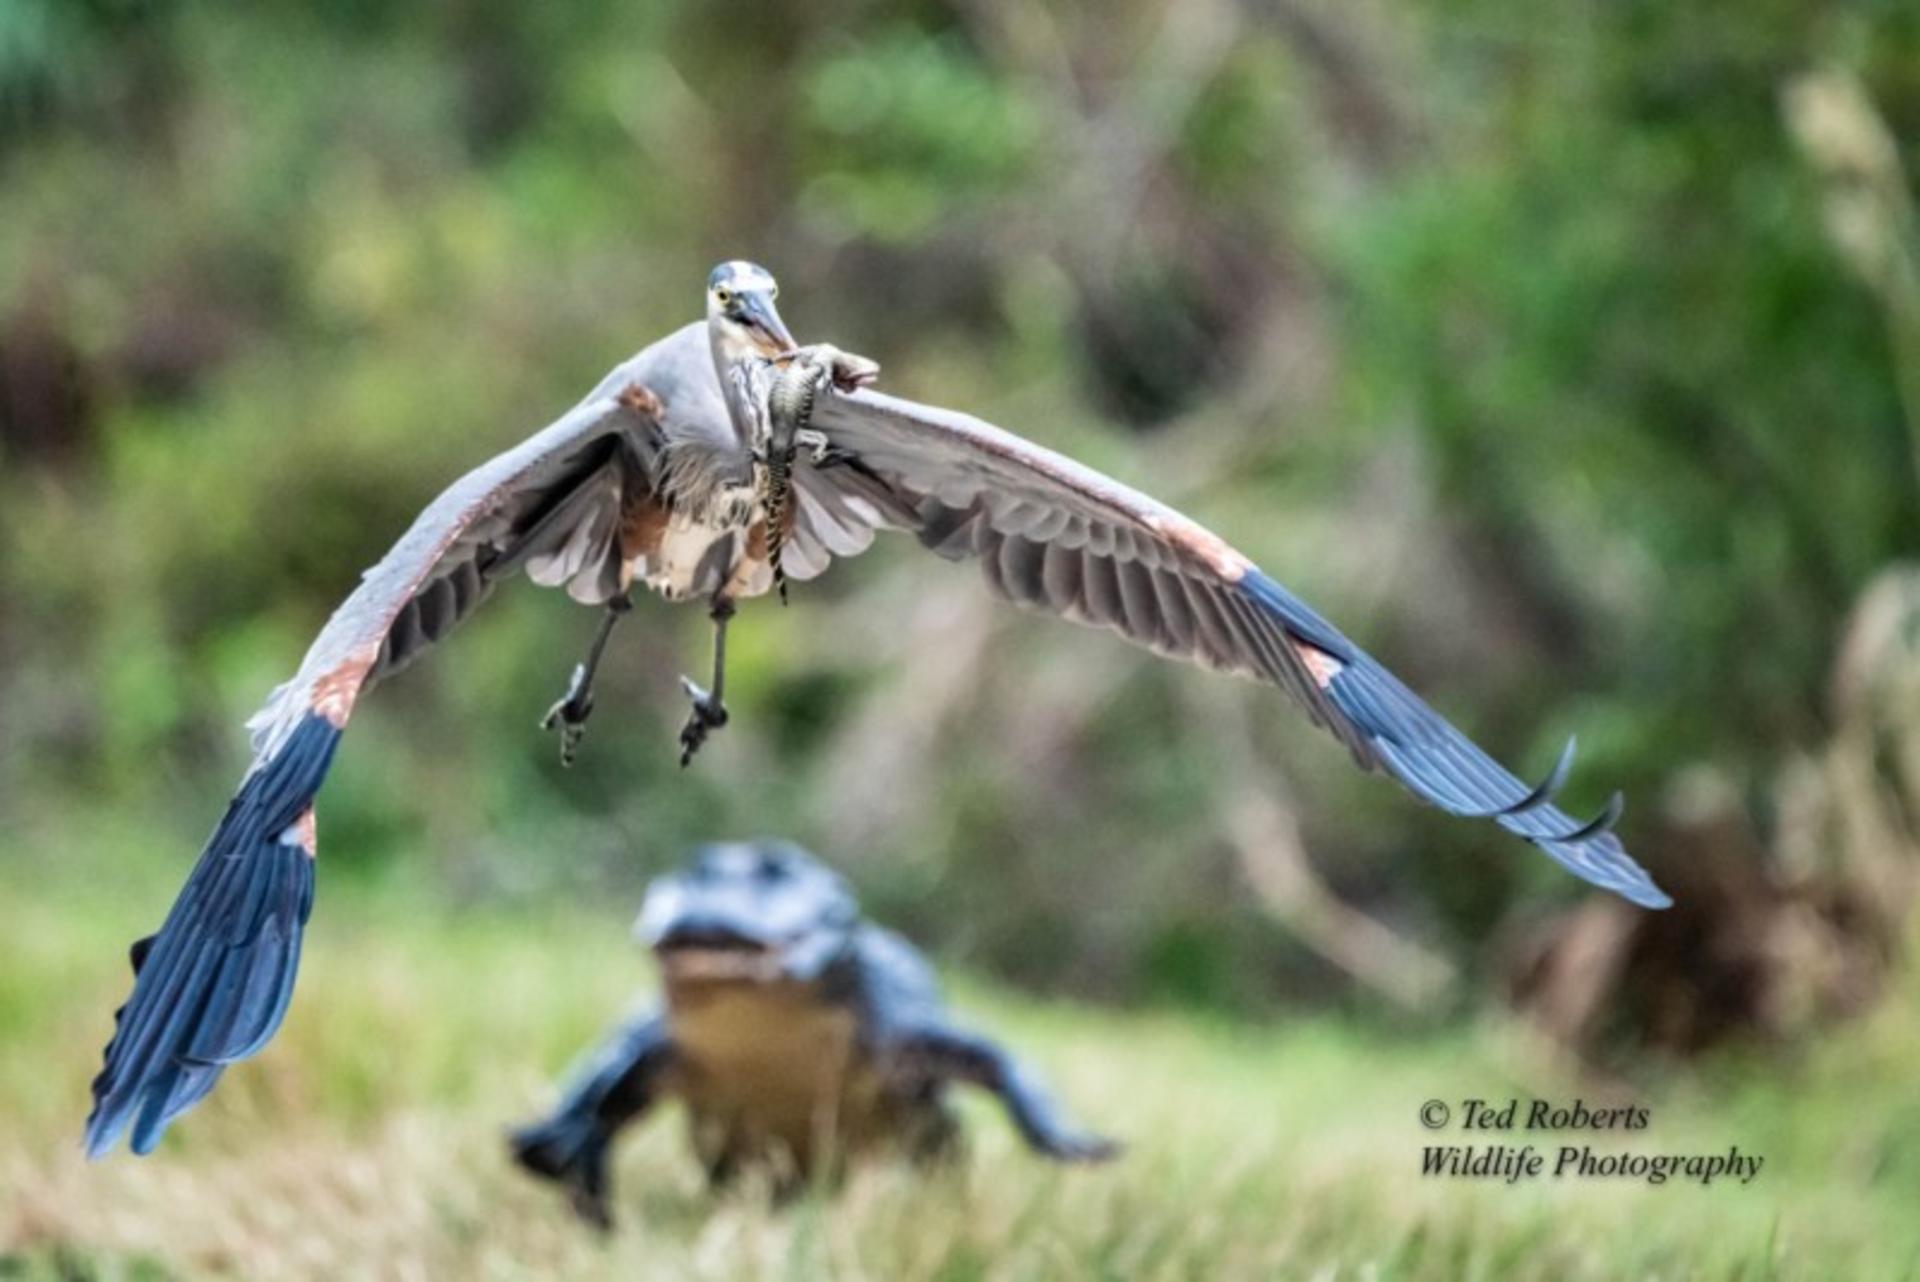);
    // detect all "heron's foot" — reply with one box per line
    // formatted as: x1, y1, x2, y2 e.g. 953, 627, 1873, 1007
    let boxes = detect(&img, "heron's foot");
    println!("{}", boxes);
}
677, 677, 730, 768
541, 664, 594, 768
